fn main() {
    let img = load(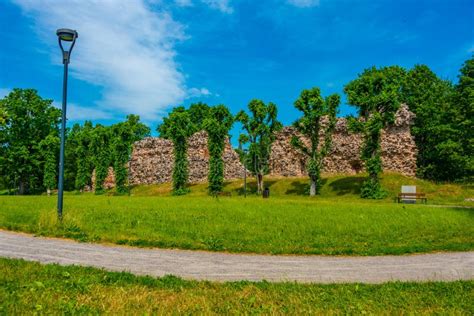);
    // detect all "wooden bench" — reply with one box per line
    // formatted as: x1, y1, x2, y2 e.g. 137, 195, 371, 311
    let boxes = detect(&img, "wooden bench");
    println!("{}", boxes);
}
395, 192, 427, 204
